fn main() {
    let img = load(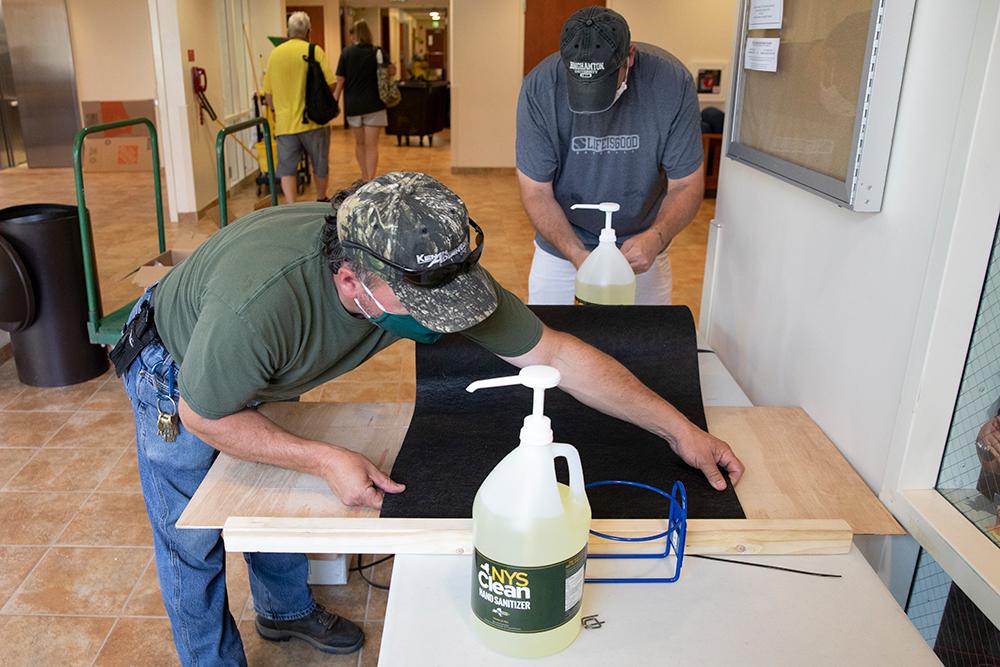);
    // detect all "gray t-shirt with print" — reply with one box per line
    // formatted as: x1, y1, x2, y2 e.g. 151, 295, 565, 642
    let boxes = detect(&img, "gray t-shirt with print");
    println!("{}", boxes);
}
516, 43, 703, 258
